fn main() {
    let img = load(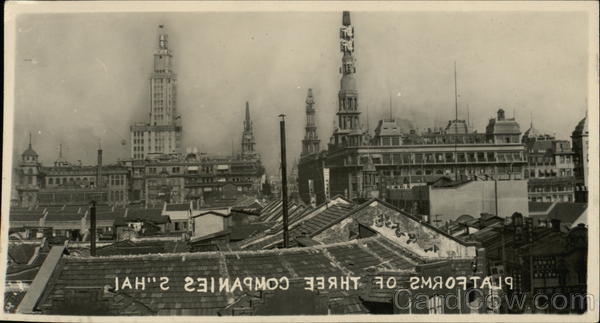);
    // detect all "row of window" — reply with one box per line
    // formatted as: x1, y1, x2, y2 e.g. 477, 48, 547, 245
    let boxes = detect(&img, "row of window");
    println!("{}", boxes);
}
527, 168, 572, 178
375, 165, 522, 177
109, 190, 126, 201
528, 185, 573, 193
110, 175, 126, 186
528, 195, 573, 202
350, 151, 524, 166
